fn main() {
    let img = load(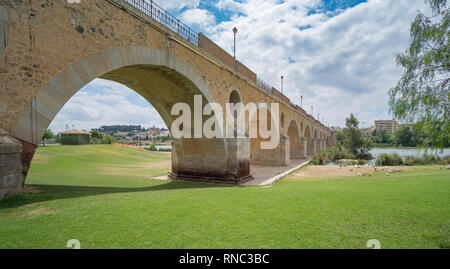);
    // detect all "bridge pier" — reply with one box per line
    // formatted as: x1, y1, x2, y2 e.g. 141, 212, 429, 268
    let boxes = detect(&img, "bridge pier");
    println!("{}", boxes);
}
170, 137, 252, 184
0, 129, 23, 200
250, 134, 290, 166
